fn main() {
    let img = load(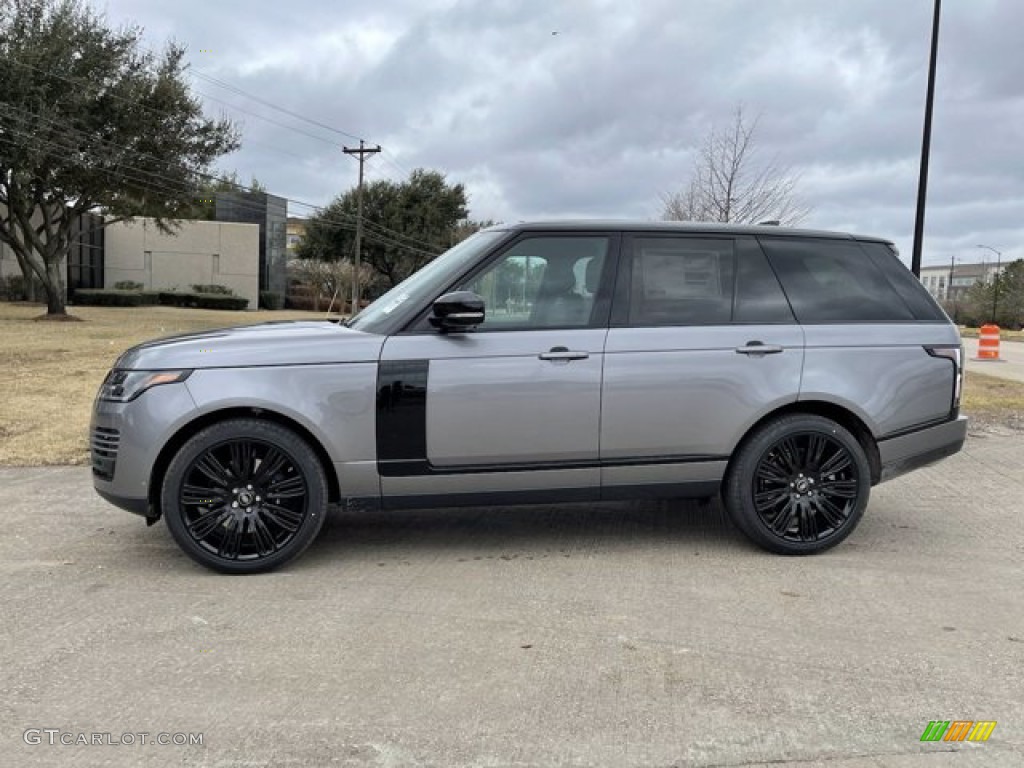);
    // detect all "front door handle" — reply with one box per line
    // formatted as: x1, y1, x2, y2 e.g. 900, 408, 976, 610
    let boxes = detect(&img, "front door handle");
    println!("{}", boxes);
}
539, 346, 590, 361
736, 341, 784, 355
